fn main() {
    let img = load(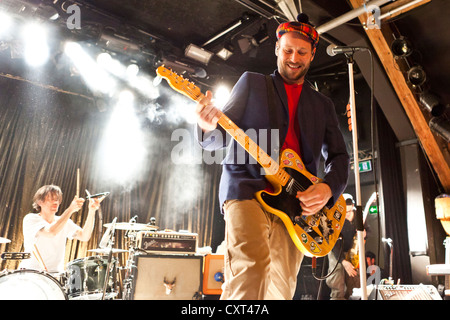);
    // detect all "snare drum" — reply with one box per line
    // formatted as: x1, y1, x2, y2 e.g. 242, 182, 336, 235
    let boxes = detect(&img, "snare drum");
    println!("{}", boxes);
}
65, 255, 118, 300
0, 269, 67, 300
